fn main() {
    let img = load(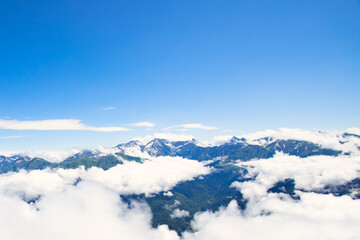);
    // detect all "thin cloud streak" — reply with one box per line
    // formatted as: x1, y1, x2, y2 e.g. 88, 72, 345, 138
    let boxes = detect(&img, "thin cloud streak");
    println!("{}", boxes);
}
100, 107, 116, 111
0, 135, 24, 139
0, 119, 130, 132
130, 122, 156, 127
